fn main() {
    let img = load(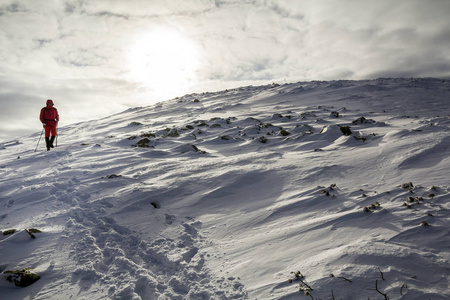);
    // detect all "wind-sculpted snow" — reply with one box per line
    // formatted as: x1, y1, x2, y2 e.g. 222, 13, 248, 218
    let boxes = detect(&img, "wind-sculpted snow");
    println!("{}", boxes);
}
1, 78, 450, 299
